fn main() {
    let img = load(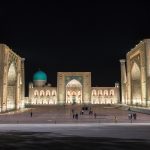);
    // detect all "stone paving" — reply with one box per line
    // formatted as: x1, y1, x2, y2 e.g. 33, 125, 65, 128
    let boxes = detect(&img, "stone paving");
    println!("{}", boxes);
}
0, 105, 150, 124
0, 105, 150, 149
0, 132, 150, 150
